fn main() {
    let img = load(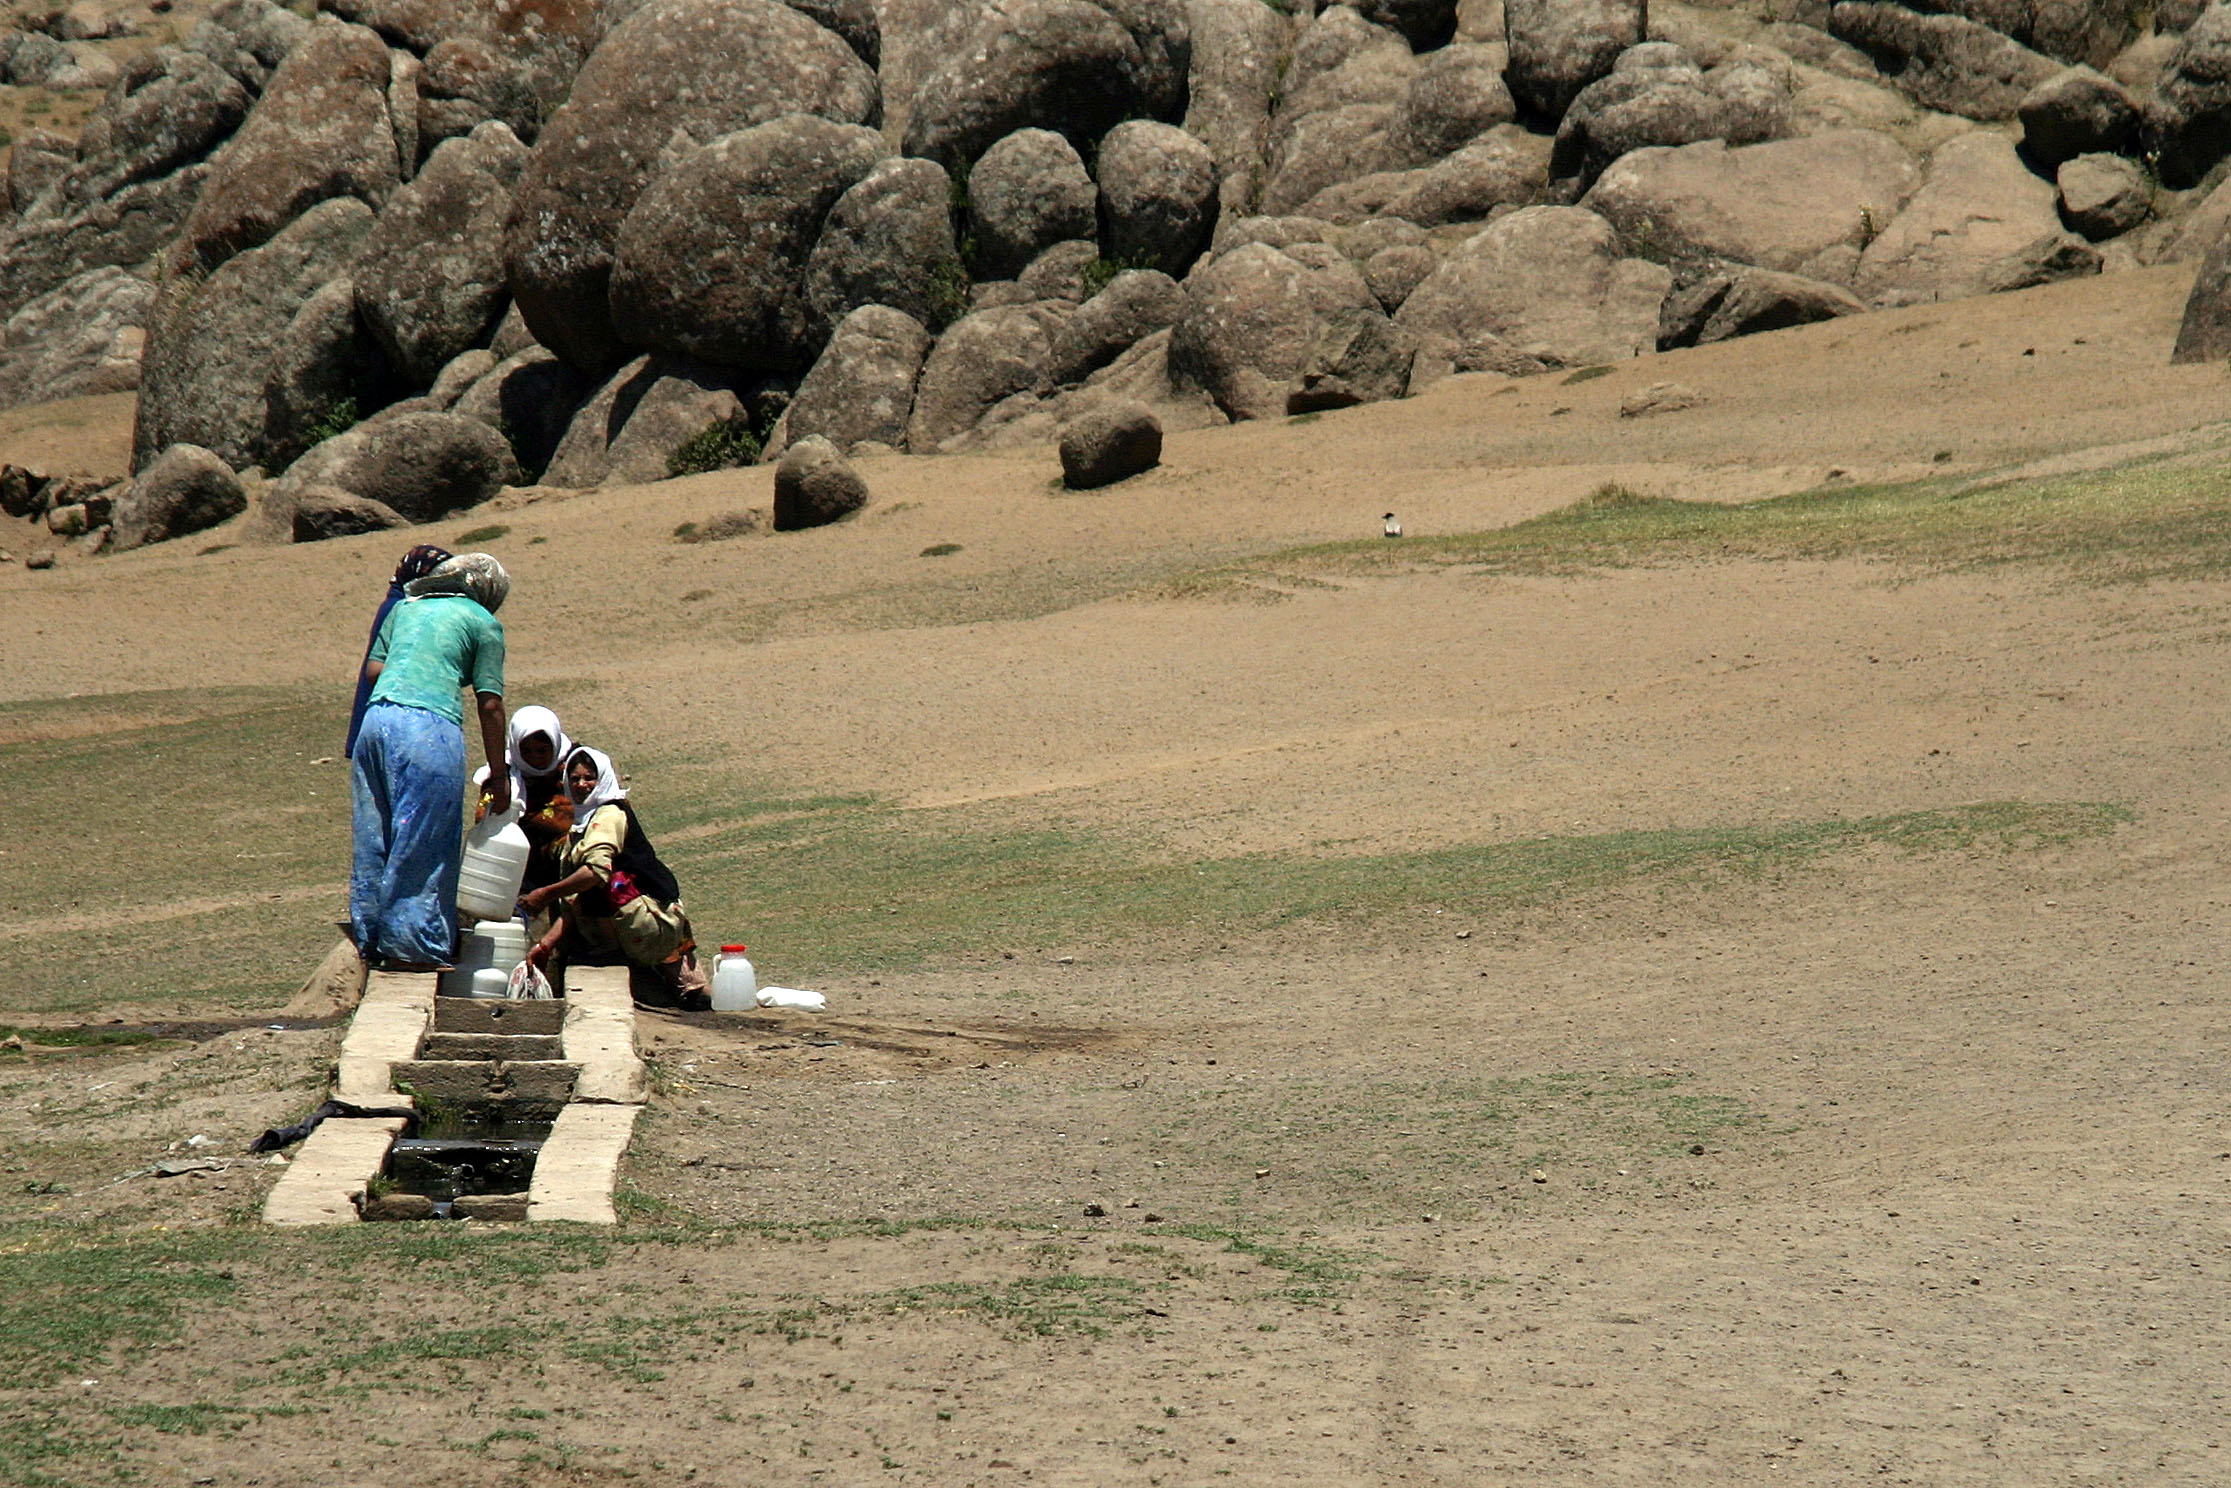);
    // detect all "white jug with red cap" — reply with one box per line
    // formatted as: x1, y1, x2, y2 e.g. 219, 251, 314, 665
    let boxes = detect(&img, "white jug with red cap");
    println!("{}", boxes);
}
711, 945, 757, 1012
